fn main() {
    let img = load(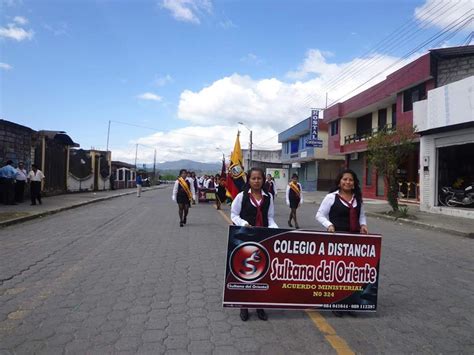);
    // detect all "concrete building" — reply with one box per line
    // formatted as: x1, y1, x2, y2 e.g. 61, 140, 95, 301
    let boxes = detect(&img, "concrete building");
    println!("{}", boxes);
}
323, 45, 474, 201
414, 75, 474, 218
68, 149, 111, 192
278, 117, 344, 191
